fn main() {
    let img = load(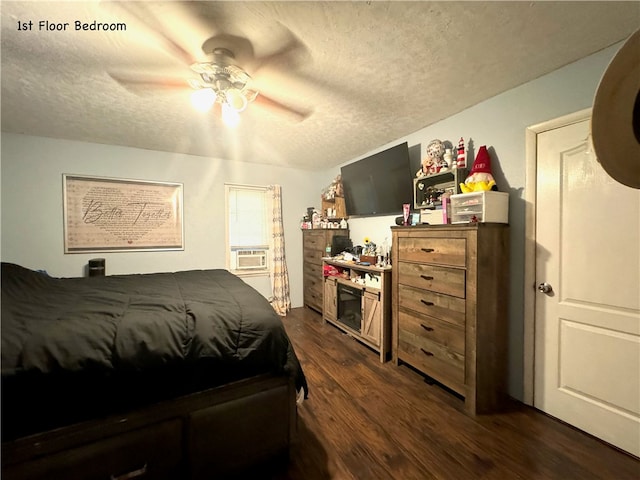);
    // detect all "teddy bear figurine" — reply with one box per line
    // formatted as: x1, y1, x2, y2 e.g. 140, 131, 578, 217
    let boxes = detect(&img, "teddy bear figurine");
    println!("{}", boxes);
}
416, 156, 436, 177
